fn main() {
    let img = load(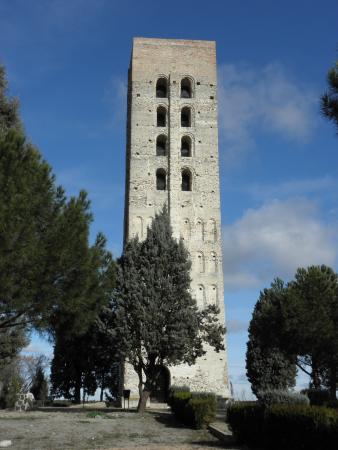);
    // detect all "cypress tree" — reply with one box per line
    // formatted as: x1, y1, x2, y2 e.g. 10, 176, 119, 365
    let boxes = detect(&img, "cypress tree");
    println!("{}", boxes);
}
114, 206, 225, 412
